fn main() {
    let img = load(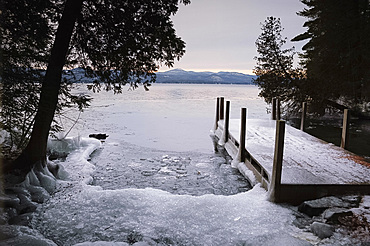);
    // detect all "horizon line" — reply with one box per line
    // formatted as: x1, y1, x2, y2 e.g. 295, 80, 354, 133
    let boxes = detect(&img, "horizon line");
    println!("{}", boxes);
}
157, 68, 255, 75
